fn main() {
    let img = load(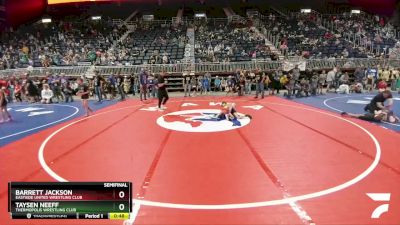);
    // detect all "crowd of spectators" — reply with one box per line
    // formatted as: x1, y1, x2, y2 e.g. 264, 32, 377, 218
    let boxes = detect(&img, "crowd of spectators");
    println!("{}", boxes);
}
183, 66, 400, 98
1, 11, 400, 71
264, 11, 400, 60
0, 72, 140, 105
195, 22, 278, 63
1, 65, 398, 110
112, 23, 188, 65
0, 16, 127, 70
263, 13, 369, 59
327, 13, 398, 56
0, 18, 190, 69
